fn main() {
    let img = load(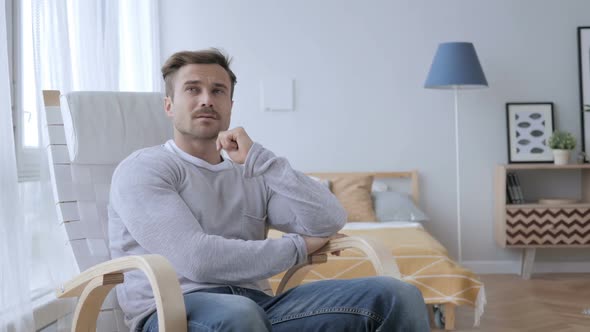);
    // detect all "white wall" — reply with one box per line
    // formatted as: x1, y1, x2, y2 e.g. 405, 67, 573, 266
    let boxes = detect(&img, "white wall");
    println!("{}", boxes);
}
159, 0, 590, 266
